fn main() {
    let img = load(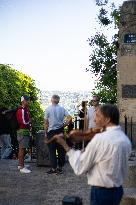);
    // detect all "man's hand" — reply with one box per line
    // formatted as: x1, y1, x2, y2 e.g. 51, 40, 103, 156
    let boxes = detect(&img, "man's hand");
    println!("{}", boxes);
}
64, 115, 72, 127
